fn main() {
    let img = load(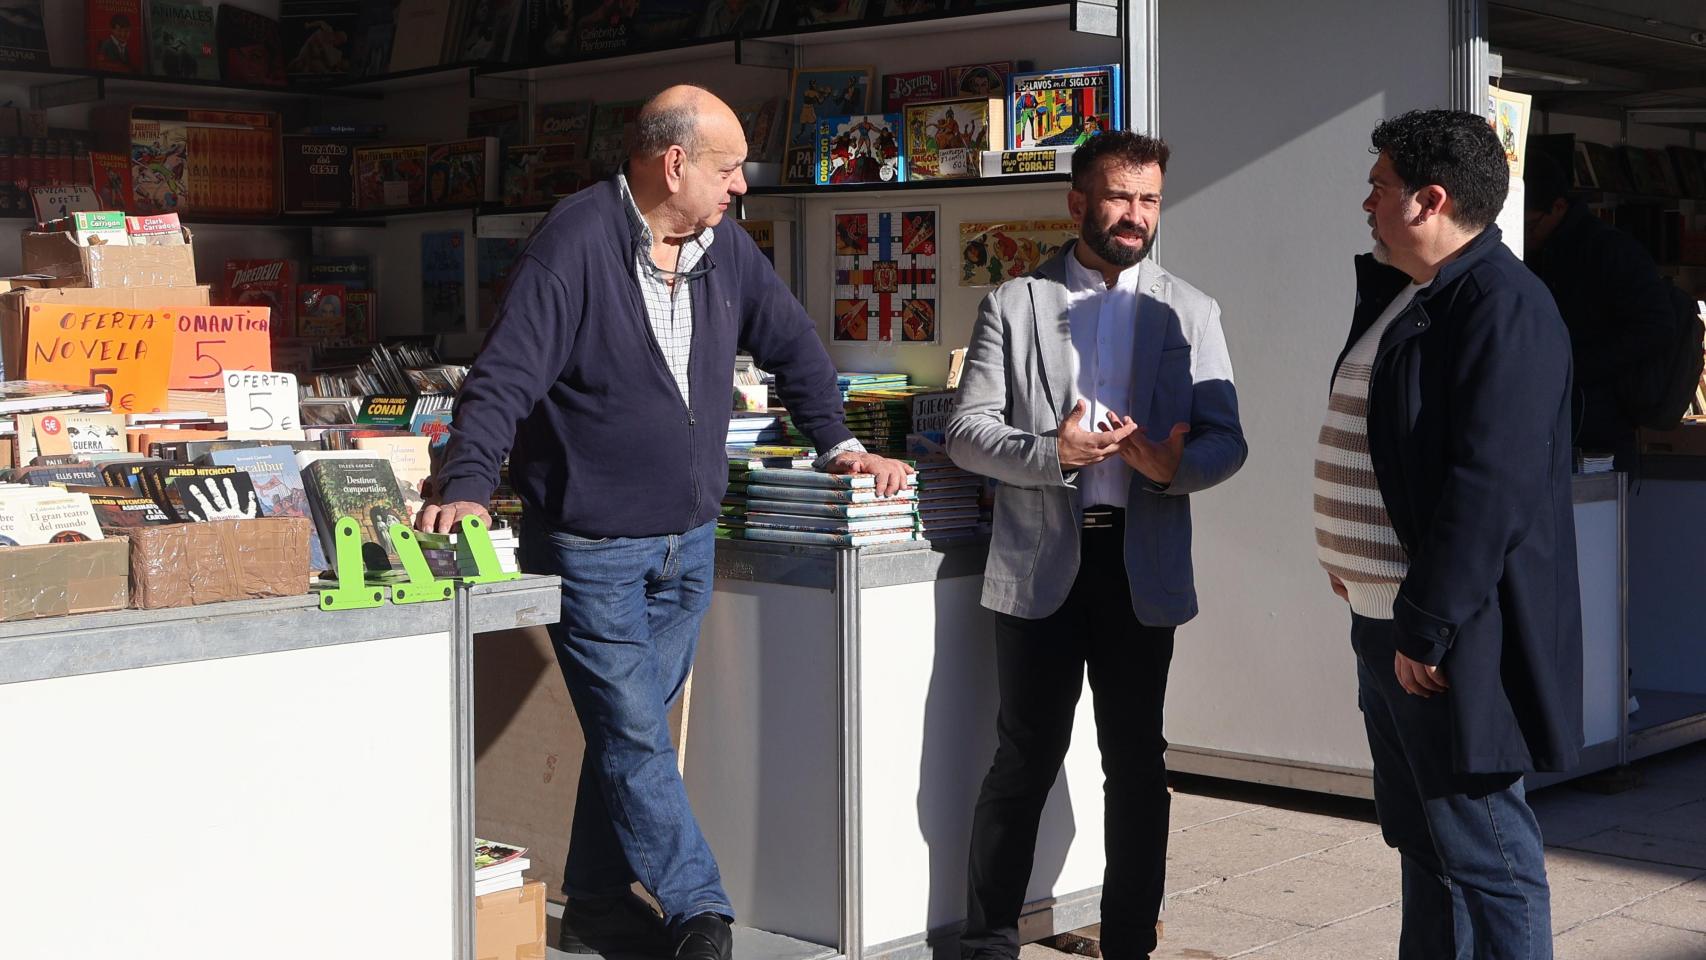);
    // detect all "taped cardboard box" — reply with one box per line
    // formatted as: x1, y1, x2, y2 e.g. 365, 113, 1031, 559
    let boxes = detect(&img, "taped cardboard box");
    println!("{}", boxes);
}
124, 517, 310, 609
0, 537, 129, 622
475, 880, 546, 960
20, 227, 197, 288
0, 283, 211, 381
